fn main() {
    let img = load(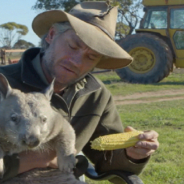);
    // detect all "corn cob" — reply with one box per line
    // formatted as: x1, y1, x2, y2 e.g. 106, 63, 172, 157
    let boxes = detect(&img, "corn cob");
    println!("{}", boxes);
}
91, 130, 143, 151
